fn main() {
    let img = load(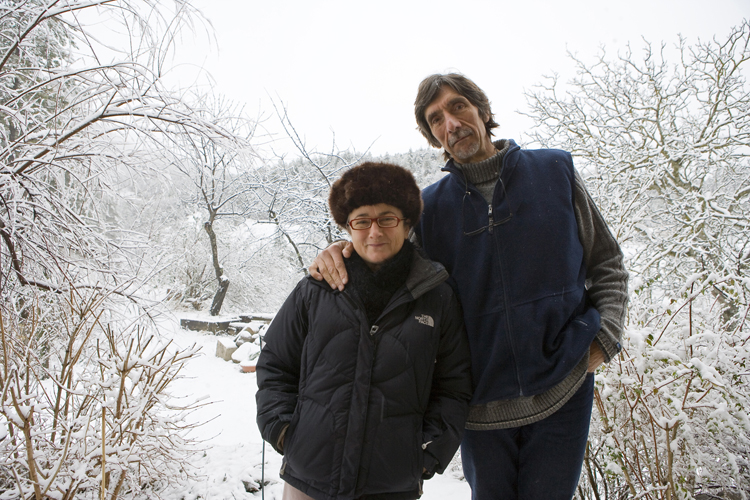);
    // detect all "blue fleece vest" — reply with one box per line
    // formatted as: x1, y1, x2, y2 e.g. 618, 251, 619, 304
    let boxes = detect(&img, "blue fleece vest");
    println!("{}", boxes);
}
418, 141, 600, 404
